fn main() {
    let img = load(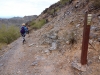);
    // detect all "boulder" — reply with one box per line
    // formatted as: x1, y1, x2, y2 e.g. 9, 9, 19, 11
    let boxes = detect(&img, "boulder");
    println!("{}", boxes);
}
49, 42, 57, 50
